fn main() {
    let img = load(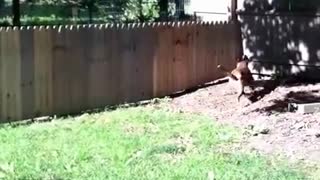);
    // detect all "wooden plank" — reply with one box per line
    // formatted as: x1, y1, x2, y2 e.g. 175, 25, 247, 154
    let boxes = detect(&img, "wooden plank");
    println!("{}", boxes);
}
0, 28, 4, 121
153, 23, 168, 97
203, 23, 213, 83
200, 22, 209, 84
173, 22, 189, 91
160, 23, 169, 97
216, 22, 228, 72
221, 22, 230, 70
103, 25, 117, 106
76, 26, 89, 111
1, 29, 9, 121
20, 27, 35, 119
201, 23, 209, 83
67, 26, 88, 113
119, 25, 136, 103
128, 25, 142, 101
225, 22, 235, 71
190, 22, 198, 87
184, 22, 195, 89
171, 23, 180, 92
228, 22, 235, 66
180, 22, 188, 89
64, 27, 76, 113
51, 26, 71, 115
146, 24, 157, 100
171, 22, 180, 92
165, 23, 175, 95
109, 25, 122, 105
1, 28, 22, 122
87, 26, 111, 108
13, 28, 22, 121
212, 22, 221, 80
153, 23, 172, 97
152, 24, 160, 97
208, 23, 220, 80
137, 23, 155, 100
215, 22, 228, 79
33, 27, 53, 117
195, 23, 206, 85
233, 22, 243, 61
